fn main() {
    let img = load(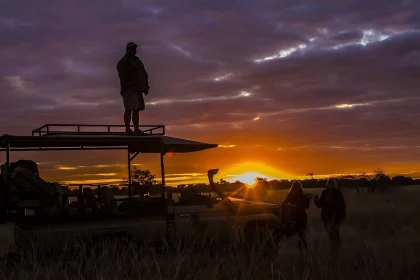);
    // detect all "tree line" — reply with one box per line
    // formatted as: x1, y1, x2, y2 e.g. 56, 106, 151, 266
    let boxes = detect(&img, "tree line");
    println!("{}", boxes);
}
62, 167, 418, 196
